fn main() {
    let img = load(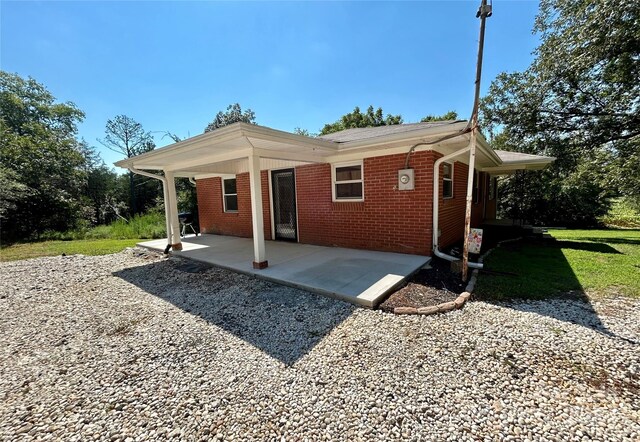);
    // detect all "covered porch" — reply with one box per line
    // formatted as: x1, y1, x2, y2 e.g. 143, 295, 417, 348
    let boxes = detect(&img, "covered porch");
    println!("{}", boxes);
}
138, 234, 430, 307
115, 123, 341, 269
114, 121, 481, 270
